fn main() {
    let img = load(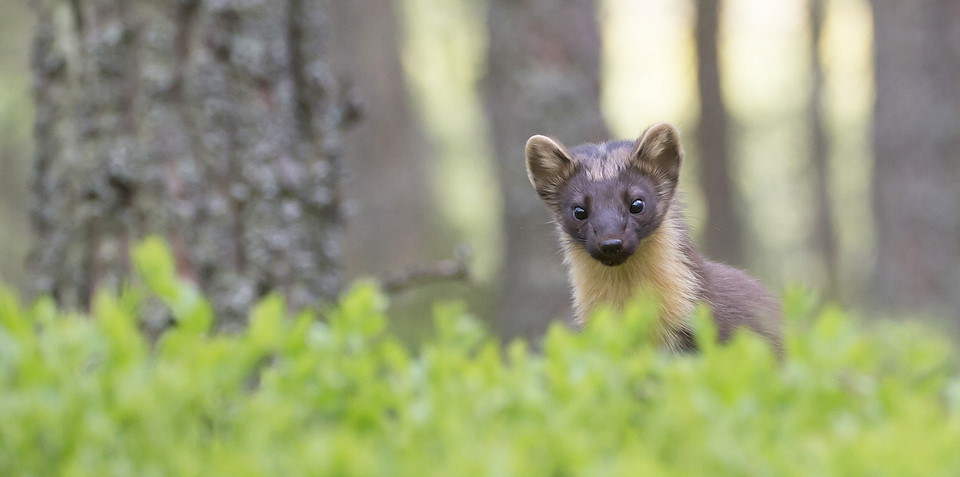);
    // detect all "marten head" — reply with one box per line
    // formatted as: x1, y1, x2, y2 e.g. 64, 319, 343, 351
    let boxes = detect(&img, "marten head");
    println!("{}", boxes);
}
525, 123, 684, 267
